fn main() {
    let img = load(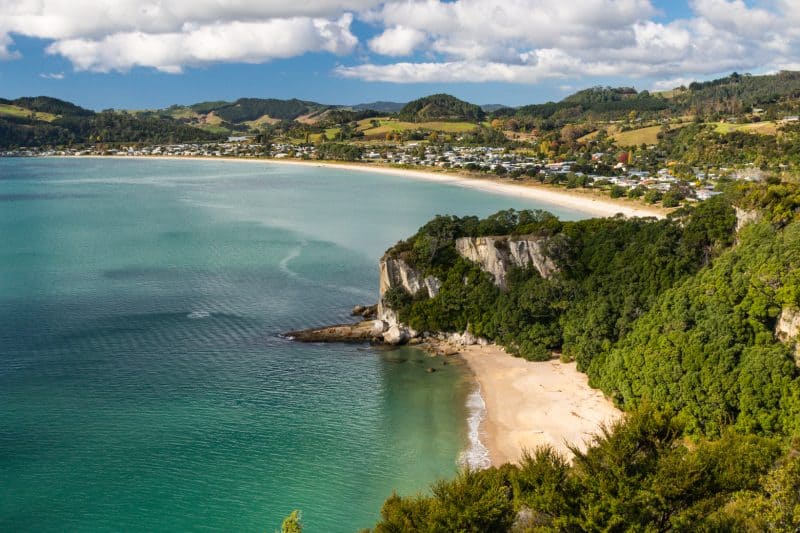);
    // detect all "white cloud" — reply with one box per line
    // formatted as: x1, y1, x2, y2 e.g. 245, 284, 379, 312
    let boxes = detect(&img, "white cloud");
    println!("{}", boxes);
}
39, 72, 65, 79
0, 31, 20, 59
368, 25, 426, 56
46, 16, 358, 73
650, 77, 695, 91
341, 0, 800, 86
4, 0, 800, 89
0, 1, 372, 71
